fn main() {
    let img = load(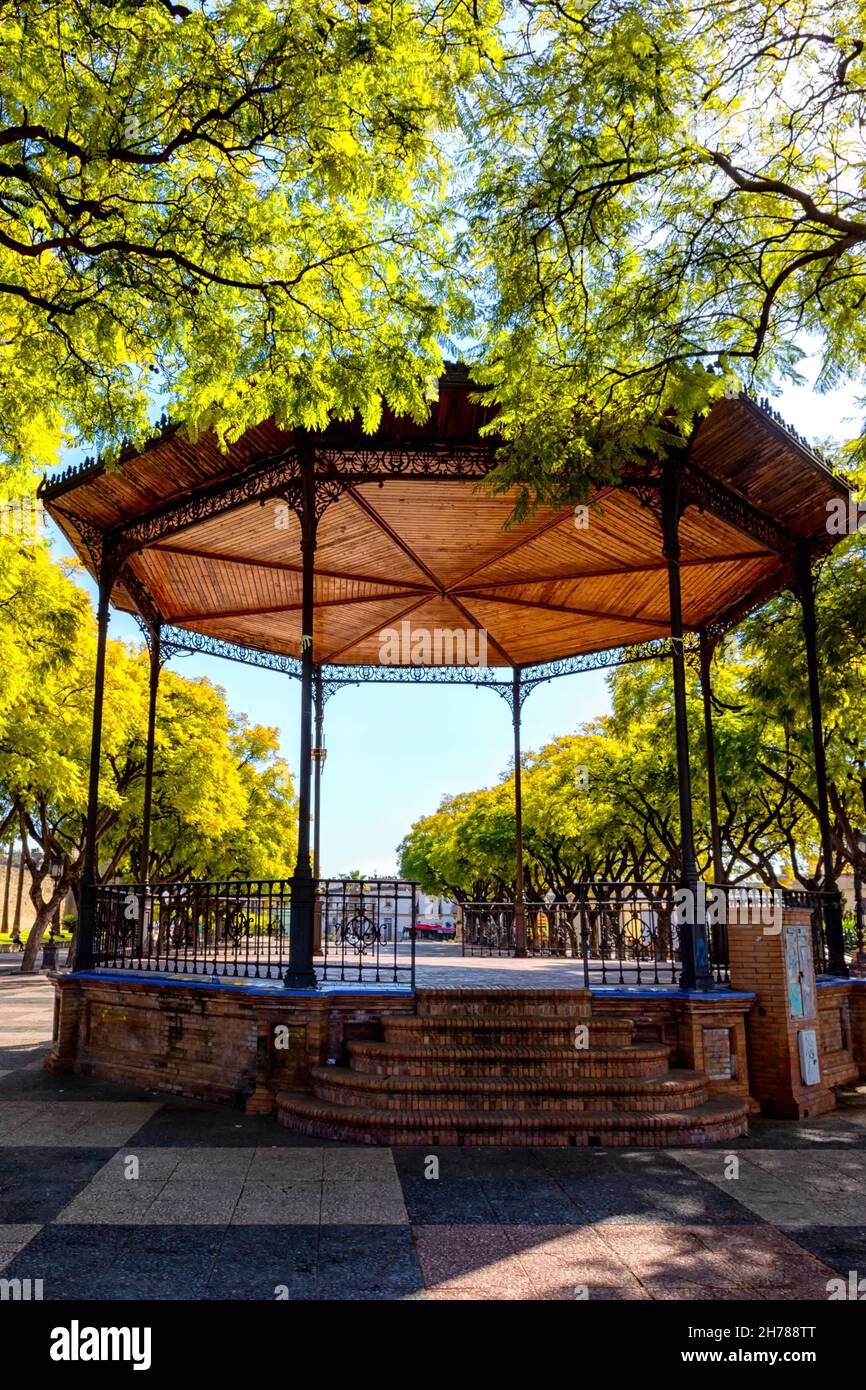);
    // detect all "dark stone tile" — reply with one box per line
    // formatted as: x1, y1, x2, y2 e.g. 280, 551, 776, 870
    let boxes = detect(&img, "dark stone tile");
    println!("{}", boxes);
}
783, 1226, 866, 1277
316, 1226, 423, 1300
481, 1180, 583, 1225
129, 1099, 330, 1148
533, 1150, 756, 1224
737, 1118, 866, 1150
98, 1226, 225, 1301
398, 1175, 498, 1224
207, 1225, 319, 1300
535, 1149, 683, 1178
1, 1224, 135, 1299
0, 1070, 156, 1101
0, 1044, 51, 1071
0, 1147, 116, 1223
120, 1225, 226, 1259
